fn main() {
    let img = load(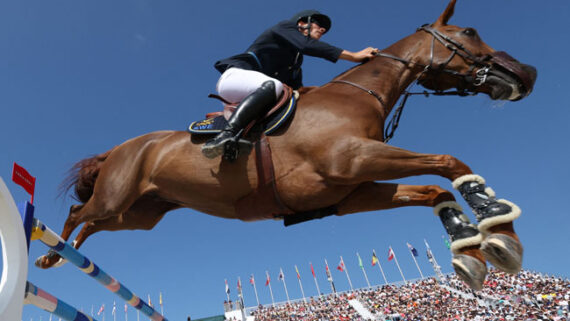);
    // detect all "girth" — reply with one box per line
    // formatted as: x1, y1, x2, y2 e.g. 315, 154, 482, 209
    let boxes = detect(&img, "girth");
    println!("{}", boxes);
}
234, 135, 339, 225
234, 135, 294, 221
